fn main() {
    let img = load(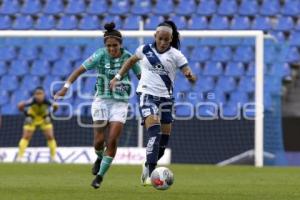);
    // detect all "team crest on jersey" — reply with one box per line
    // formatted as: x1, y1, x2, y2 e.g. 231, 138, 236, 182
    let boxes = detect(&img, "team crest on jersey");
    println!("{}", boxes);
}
145, 51, 154, 58
104, 63, 110, 68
